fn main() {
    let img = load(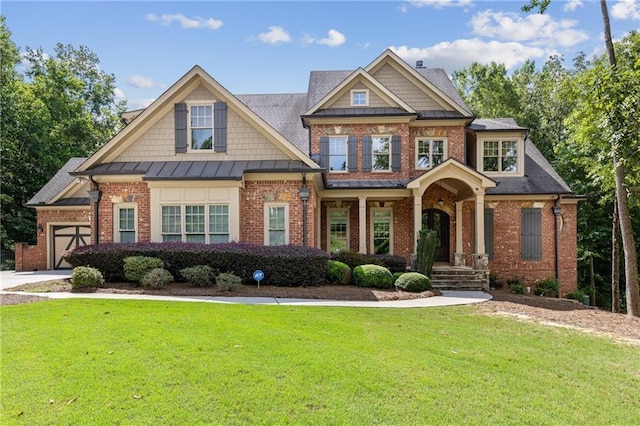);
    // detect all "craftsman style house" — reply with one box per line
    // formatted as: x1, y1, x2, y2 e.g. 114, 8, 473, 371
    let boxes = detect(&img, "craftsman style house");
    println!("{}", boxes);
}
18, 50, 579, 294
